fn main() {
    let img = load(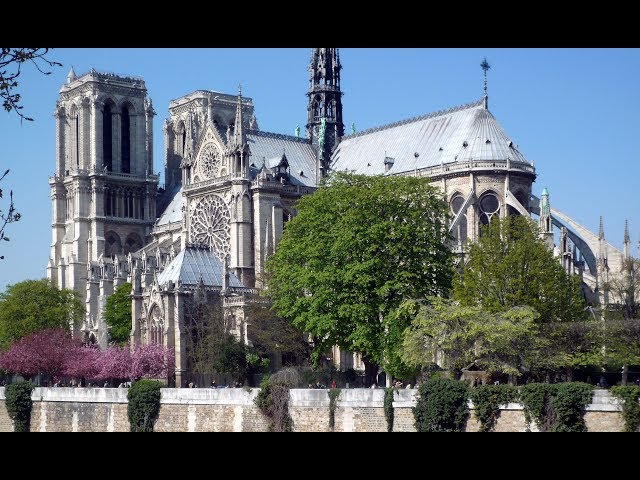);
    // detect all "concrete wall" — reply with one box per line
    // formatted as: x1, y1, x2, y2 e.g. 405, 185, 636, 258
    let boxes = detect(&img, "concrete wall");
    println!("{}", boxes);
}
0, 387, 627, 432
